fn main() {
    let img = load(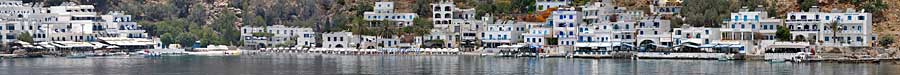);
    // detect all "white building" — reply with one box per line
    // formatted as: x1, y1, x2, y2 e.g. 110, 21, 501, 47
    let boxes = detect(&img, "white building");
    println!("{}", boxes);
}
580, 1, 616, 24
429, 0, 479, 48
481, 20, 523, 48
551, 7, 580, 46
784, 6, 876, 47
363, 2, 417, 27
535, 0, 570, 11
723, 7, 782, 41
0, 2, 148, 43
295, 28, 316, 47
650, 0, 682, 15
635, 17, 672, 47
322, 32, 353, 48
240, 25, 309, 48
